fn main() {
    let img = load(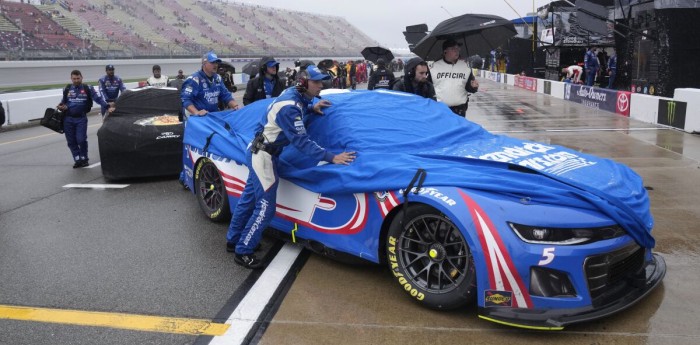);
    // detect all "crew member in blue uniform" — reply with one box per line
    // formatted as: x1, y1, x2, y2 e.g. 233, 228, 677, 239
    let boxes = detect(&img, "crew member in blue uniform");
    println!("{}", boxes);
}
98, 64, 125, 117
607, 49, 617, 89
226, 66, 357, 269
57, 69, 111, 168
584, 47, 599, 86
179, 51, 241, 188
181, 51, 240, 116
